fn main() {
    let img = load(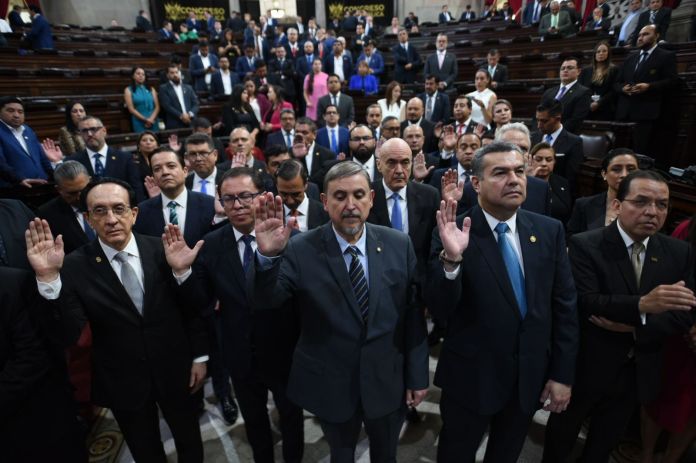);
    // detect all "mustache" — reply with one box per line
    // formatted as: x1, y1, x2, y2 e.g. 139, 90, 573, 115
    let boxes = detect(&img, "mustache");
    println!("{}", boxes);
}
341, 212, 362, 219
